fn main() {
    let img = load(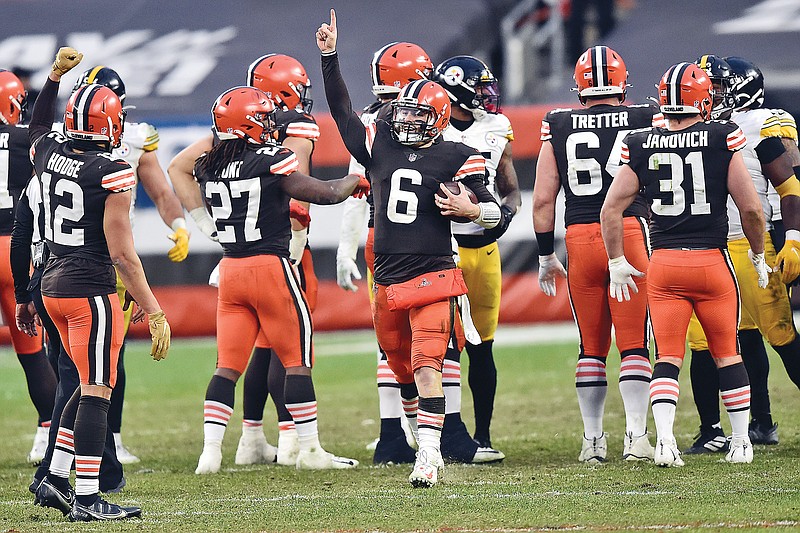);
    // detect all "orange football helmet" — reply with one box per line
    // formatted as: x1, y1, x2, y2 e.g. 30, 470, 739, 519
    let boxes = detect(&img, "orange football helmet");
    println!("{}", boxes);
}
658, 63, 714, 120
246, 54, 312, 113
212, 86, 278, 145
0, 69, 26, 125
64, 84, 125, 148
574, 46, 629, 104
371, 42, 433, 96
390, 80, 450, 146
